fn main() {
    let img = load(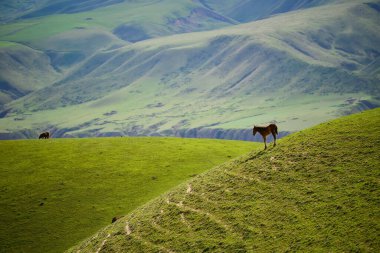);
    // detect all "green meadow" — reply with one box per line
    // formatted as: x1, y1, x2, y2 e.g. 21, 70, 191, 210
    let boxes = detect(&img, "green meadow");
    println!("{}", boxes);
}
69, 108, 380, 252
0, 137, 257, 253
0, 0, 220, 45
